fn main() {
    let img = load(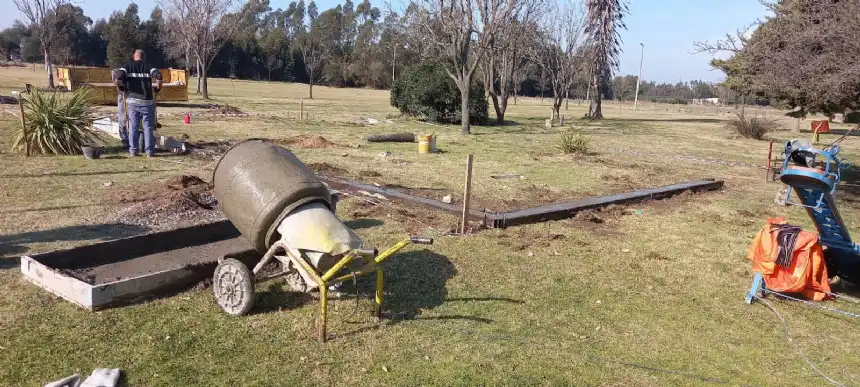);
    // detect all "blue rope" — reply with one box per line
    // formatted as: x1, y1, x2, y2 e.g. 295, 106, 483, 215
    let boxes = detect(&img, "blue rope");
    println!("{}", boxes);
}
761, 288, 860, 319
